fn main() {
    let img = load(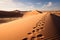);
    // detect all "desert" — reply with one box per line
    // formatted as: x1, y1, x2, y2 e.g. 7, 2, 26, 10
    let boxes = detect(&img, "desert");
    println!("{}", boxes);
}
0, 10, 60, 40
